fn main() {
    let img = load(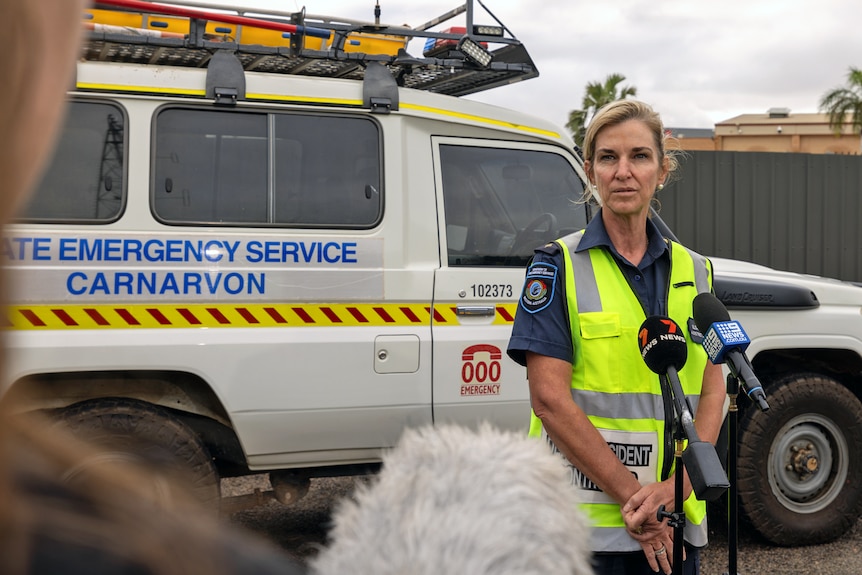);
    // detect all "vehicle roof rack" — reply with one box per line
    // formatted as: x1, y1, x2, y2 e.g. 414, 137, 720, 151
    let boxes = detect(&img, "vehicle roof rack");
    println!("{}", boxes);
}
83, 0, 539, 97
